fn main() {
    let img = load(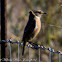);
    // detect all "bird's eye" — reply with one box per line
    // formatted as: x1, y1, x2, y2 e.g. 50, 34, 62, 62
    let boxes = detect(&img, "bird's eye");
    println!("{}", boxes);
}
38, 12, 41, 14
